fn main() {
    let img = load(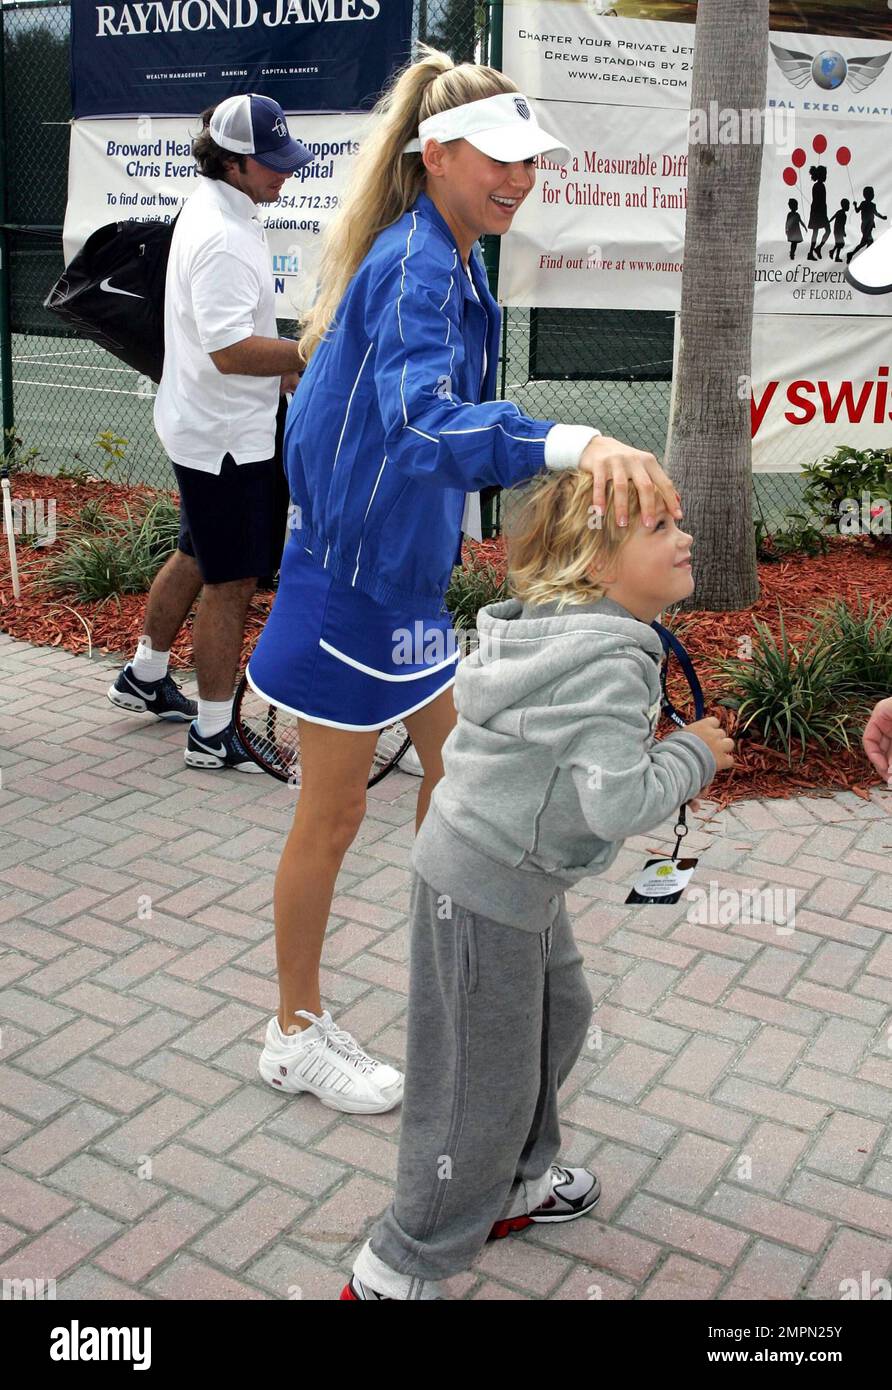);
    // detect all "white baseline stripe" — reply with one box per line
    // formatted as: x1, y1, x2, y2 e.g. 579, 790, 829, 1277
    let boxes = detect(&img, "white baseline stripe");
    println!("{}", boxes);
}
13, 379, 147, 397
